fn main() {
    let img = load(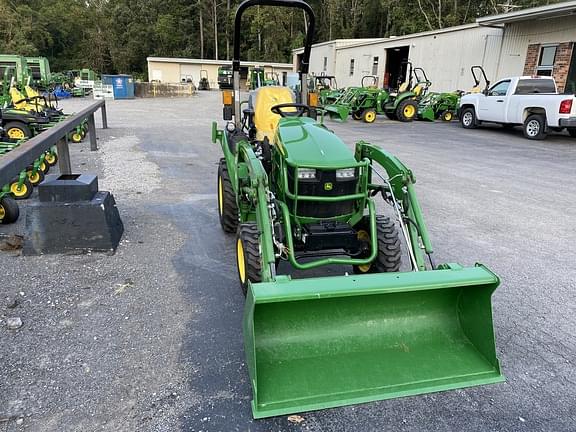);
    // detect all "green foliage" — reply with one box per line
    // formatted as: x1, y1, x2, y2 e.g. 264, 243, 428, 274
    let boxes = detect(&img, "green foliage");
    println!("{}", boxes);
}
0, 0, 564, 76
